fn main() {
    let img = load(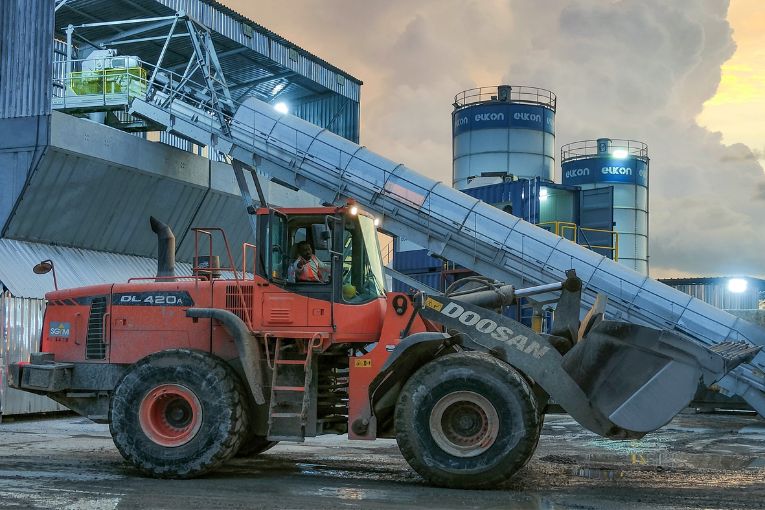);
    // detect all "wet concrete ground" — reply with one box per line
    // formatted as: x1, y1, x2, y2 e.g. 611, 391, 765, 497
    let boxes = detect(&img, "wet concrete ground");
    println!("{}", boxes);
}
0, 412, 763, 509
